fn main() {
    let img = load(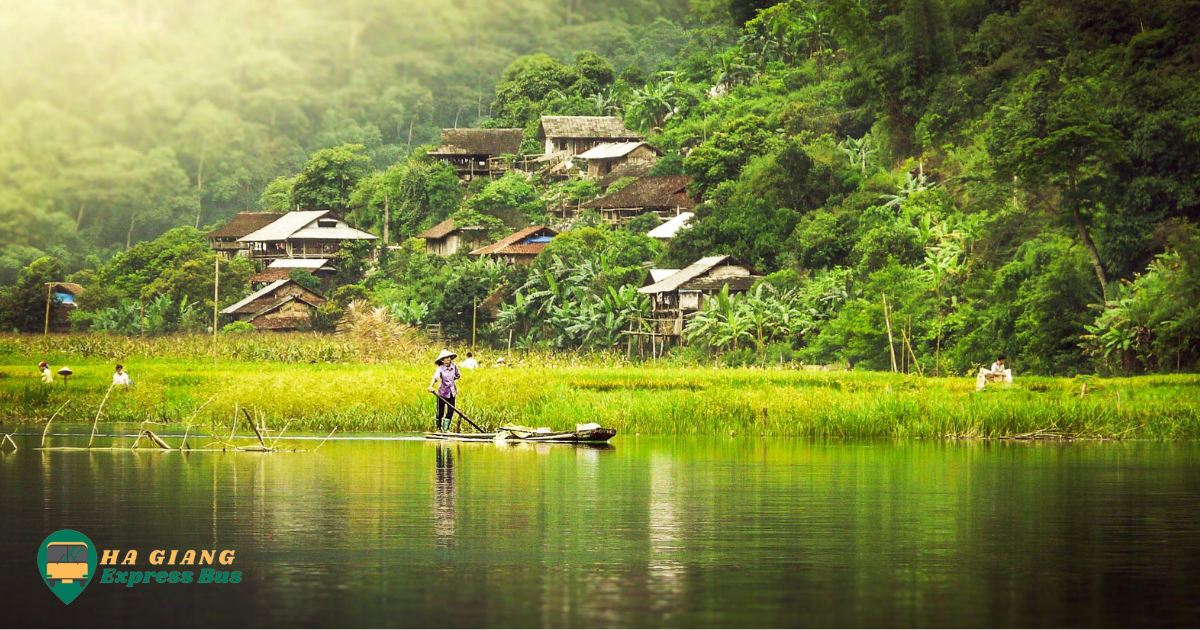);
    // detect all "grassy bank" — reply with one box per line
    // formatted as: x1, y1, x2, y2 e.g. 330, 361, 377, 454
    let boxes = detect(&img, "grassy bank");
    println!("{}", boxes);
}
2, 336, 1198, 439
